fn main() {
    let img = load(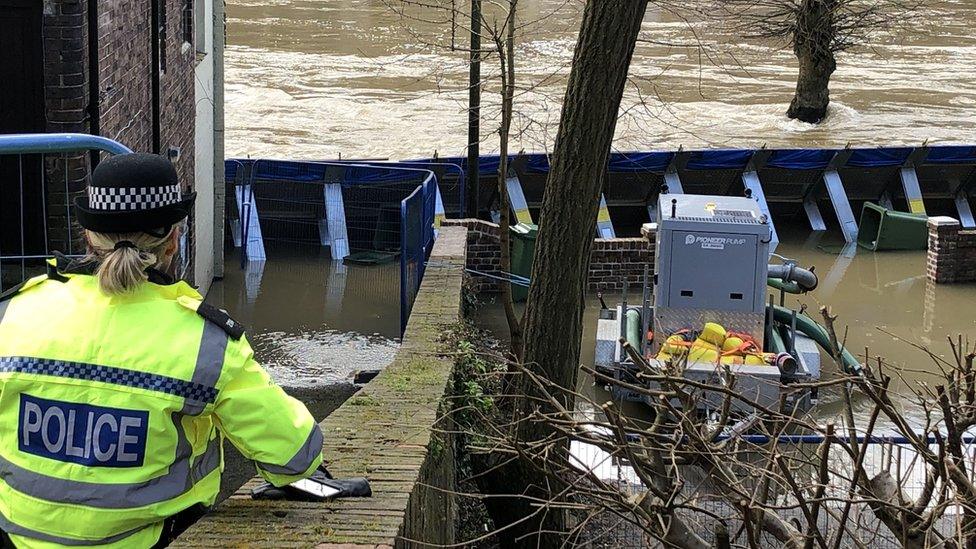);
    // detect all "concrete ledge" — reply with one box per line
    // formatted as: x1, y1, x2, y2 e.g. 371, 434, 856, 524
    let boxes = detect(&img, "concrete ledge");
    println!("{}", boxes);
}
173, 227, 467, 548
